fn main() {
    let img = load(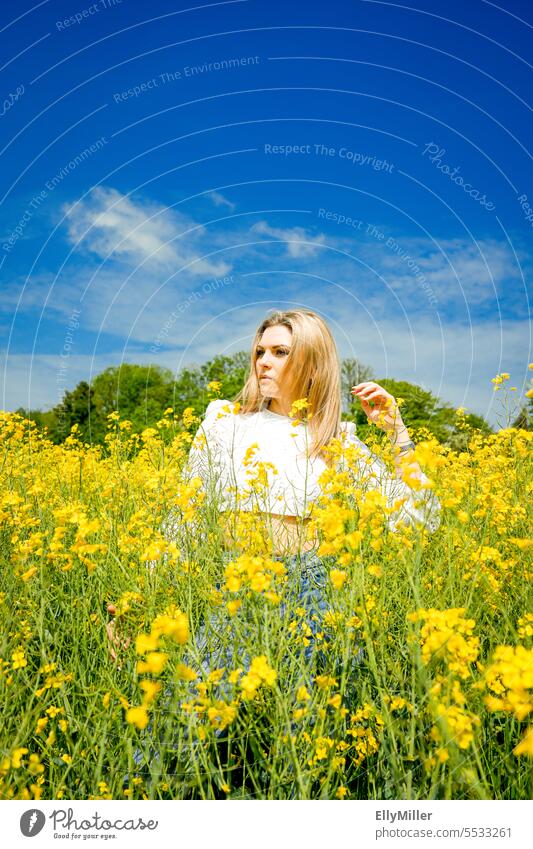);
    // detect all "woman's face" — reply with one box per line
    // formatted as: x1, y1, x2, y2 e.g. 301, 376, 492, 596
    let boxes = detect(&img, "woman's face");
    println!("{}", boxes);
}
255, 324, 292, 401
